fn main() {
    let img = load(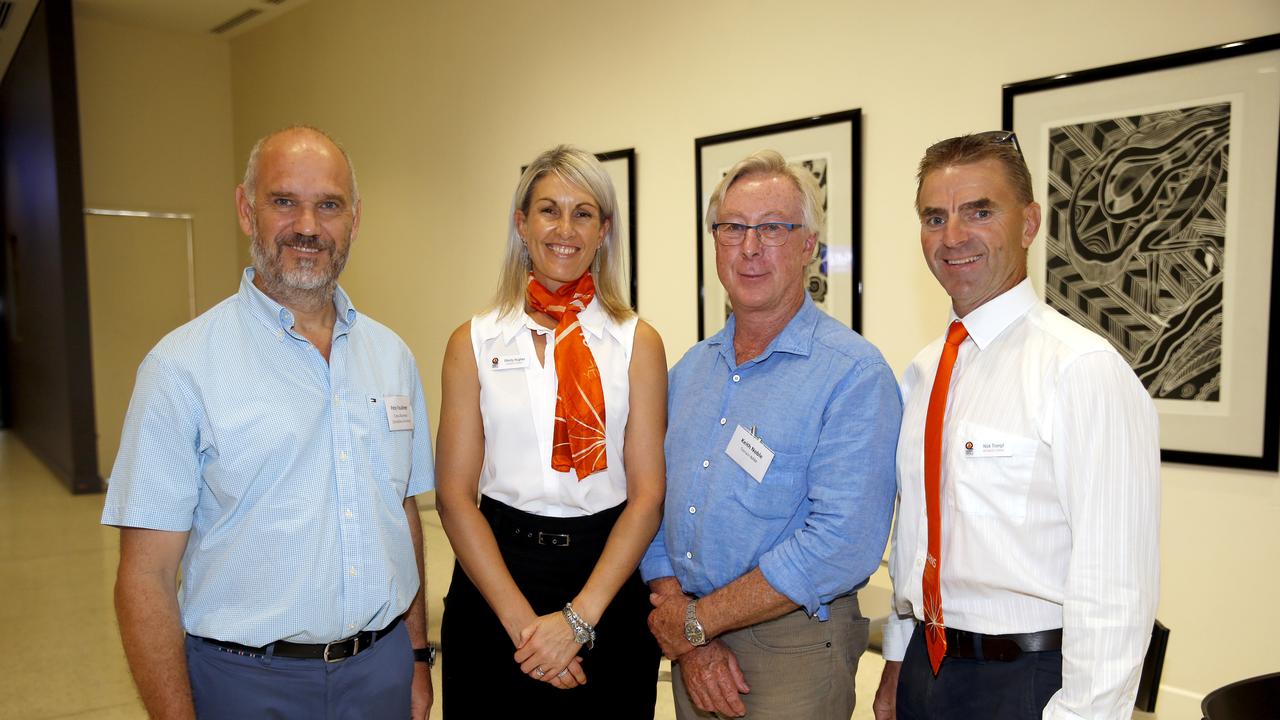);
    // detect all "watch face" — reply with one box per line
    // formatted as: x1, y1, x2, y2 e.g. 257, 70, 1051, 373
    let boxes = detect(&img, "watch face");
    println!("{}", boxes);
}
684, 620, 705, 646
